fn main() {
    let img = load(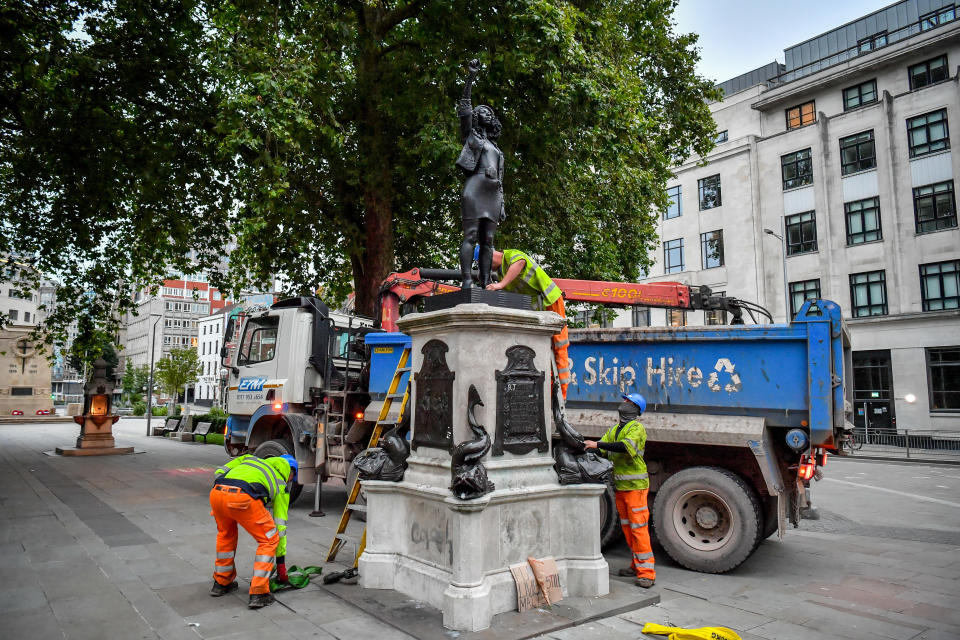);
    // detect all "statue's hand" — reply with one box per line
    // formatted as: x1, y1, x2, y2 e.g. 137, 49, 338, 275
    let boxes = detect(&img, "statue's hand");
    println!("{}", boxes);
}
467, 59, 481, 74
